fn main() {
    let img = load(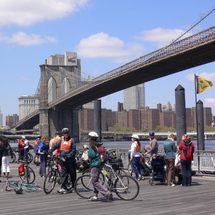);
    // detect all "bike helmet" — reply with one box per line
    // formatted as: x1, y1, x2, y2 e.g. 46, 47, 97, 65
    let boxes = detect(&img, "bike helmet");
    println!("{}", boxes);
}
83, 144, 89, 149
21, 135, 25, 139
61, 128, 69, 134
37, 135, 41, 138
88, 131, 99, 140
131, 134, 139, 140
14, 187, 23, 194
55, 131, 61, 135
149, 131, 155, 136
